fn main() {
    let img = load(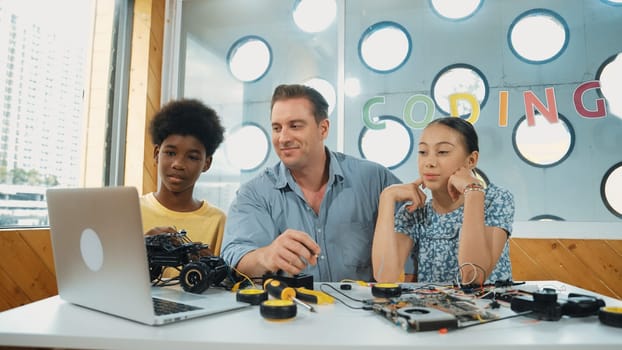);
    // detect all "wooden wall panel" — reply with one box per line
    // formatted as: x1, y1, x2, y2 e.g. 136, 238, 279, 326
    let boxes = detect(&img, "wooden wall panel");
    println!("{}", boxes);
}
566, 240, 620, 296
145, 0, 165, 194
125, 0, 164, 194
510, 238, 622, 299
0, 229, 57, 311
509, 239, 554, 281
1, 231, 620, 313
605, 239, 622, 255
